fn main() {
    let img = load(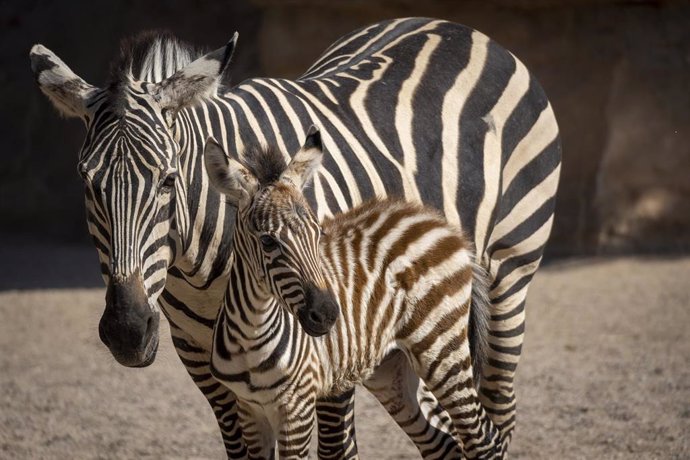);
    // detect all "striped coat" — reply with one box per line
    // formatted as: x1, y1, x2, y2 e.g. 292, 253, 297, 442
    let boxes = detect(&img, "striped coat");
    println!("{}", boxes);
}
204, 133, 500, 459
30, 17, 560, 458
